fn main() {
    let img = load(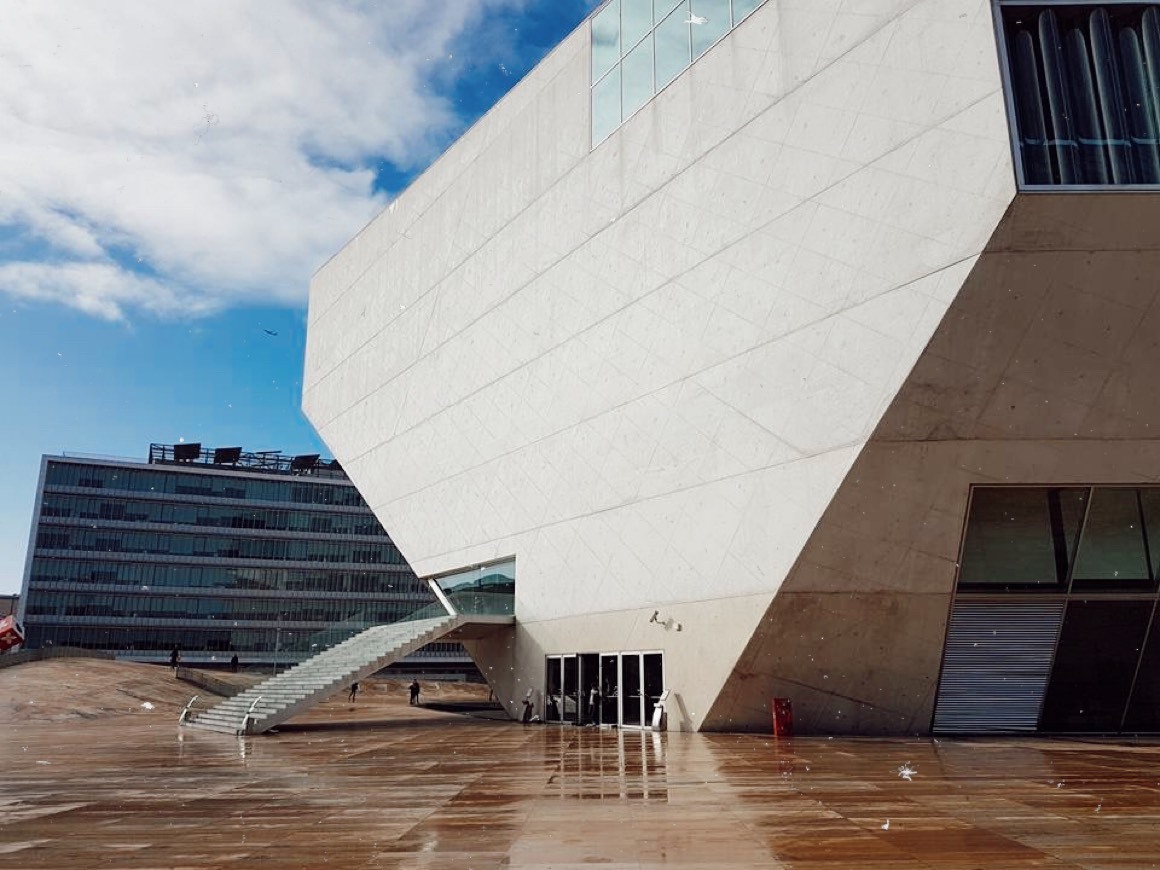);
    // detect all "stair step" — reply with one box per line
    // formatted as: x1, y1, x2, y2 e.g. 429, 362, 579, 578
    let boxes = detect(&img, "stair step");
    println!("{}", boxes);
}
178, 614, 462, 735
